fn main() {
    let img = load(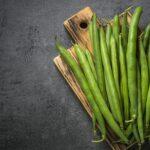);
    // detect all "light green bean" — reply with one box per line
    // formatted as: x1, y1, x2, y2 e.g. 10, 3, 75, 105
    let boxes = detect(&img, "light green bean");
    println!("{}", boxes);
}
100, 27, 123, 128
126, 7, 142, 121
119, 35, 129, 121
92, 14, 107, 99
137, 65, 144, 143
139, 39, 149, 113
74, 44, 128, 143
56, 42, 106, 140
